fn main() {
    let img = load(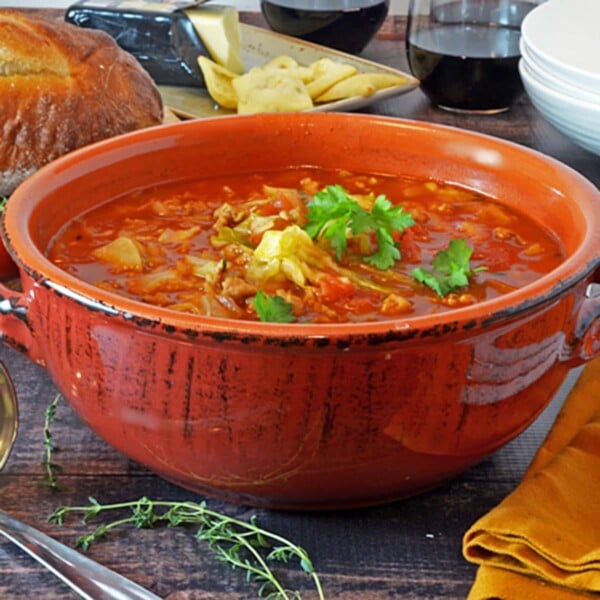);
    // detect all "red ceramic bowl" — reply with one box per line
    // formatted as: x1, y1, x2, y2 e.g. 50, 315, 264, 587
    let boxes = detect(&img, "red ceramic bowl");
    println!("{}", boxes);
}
0, 241, 18, 280
1, 113, 599, 509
